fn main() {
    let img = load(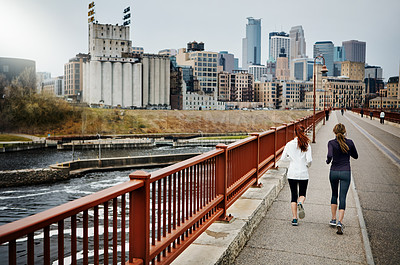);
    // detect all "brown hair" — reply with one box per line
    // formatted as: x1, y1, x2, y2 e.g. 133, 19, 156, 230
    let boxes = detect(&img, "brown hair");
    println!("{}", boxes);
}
333, 123, 349, 153
295, 124, 310, 152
